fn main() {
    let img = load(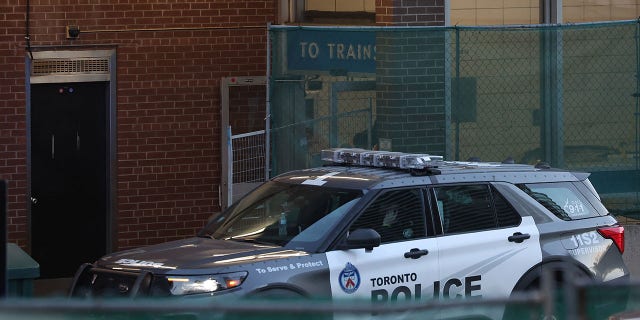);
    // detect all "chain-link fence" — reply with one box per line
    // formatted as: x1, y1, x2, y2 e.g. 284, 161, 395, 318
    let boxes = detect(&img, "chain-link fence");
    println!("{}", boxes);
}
269, 21, 640, 218
2, 278, 638, 320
